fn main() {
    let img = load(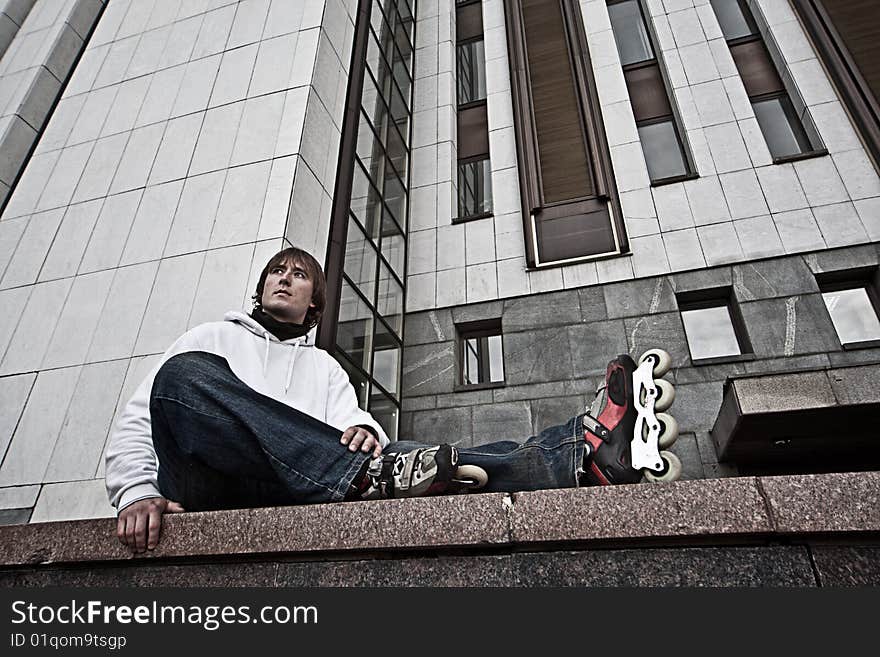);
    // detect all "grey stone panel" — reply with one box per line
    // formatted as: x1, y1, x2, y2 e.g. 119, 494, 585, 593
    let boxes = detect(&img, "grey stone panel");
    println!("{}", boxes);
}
742, 353, 831, 375
401, 342, 456, 396
277, 555, 516, 586
0, 114, 35, 185
400, 396, 436, 412
529, 396, 584, 435
576, 285, 608, 323
827, 348, 880, 368
731, 258, 820, 301
703, 462, 740, 478
492, 380, 571, 403
403, 309, 453, 346
435, 388, 494, 408
670, 266, 732, 293
672, 361, 748, 385
602, 276, 678, 319
409, 407, 471, 445
67, 0, 103, 40
811, 546, 880, 586
568, 320, 628, 378
0, 179, 8, 205
739, 295, 840, 358
44, 25, 83, 82
624, 312, 690, 368
0, 507, 30, 525
0, 14, 16, 60
451, 300, 504, 324
827, 366, 880, 405
511, 546, 816, 586
803, 244, 879, 275
471, 401, 532, 446
502, 290, 581, 331
0, 567, 93, 587
504, 326, 575, 384
668, 433, 704, 481
695, 431, 720, 465
5, 1, 37, 26
670, 381, 726, 433
399, 410, 413, 439
17, 66, 61, 132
